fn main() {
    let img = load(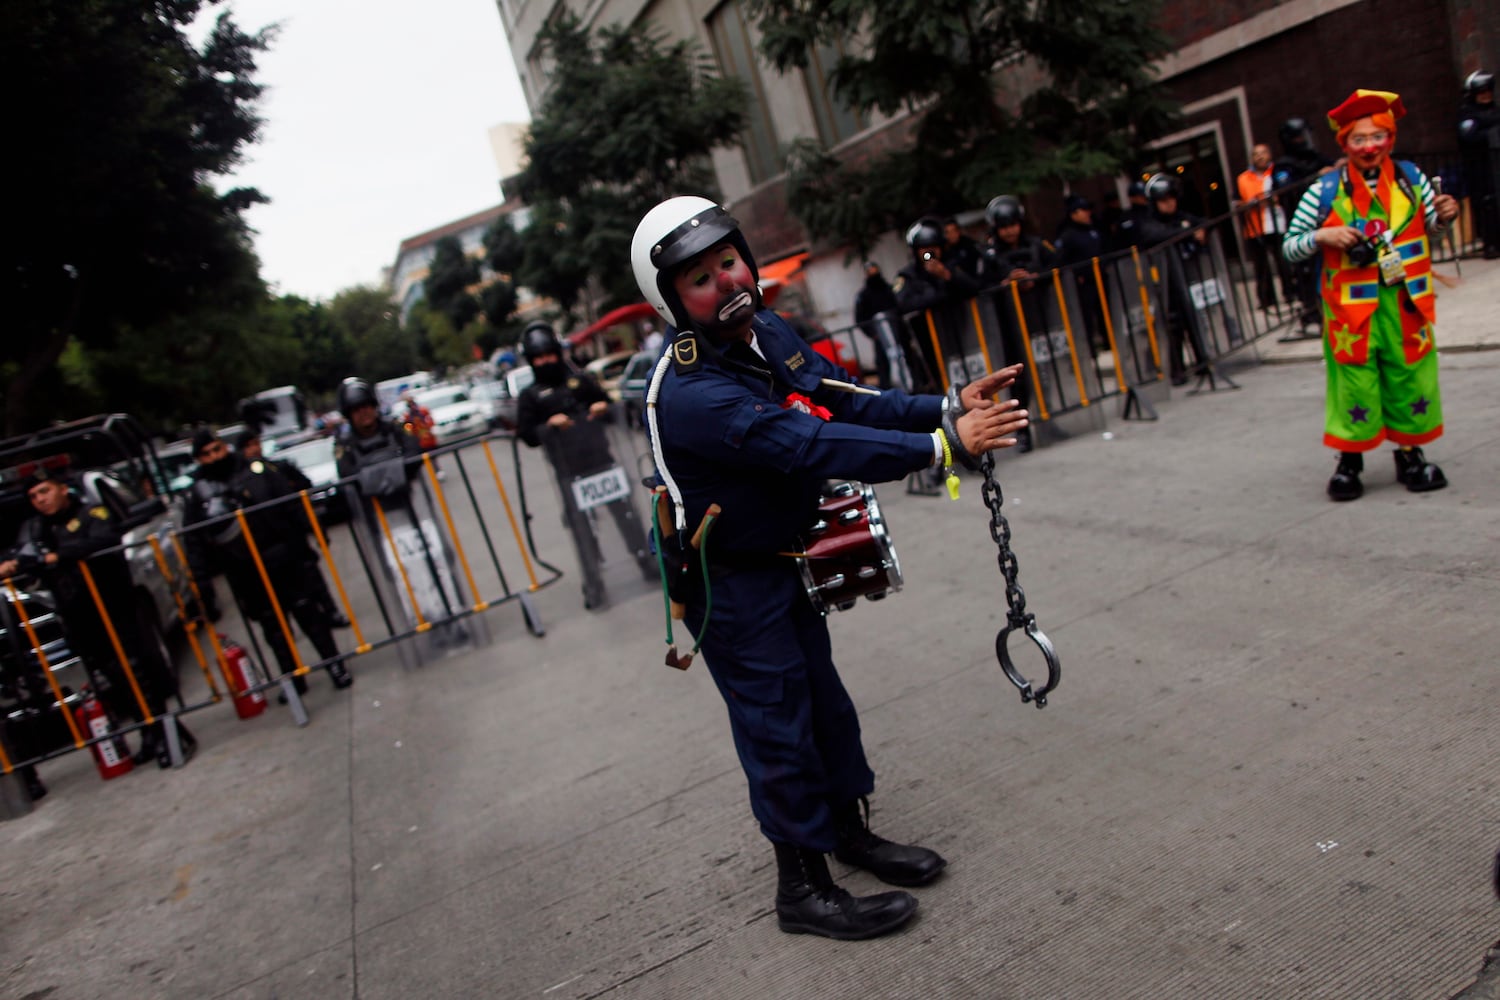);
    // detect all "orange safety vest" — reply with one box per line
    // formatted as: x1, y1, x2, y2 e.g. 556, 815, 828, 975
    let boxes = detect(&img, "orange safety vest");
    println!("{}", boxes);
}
1237, 167, 1277, 238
